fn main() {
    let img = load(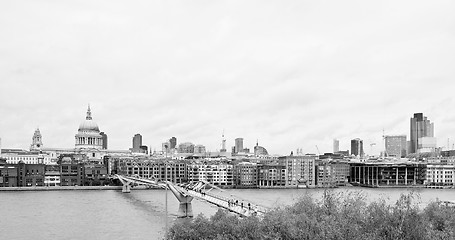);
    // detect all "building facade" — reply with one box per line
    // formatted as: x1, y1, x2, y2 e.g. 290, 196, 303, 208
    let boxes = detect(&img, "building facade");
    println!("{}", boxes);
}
279, 155, 316, 188
100, 132, 108, 149
133, 134, 142, 150
333, 139, 339, 153
235, 138, 244, 153
234, 162, 258, 188
17, 162, 45, 187
194, 145, 206, 154
350, 162, 426, 187
351, 138, 364, 157
426, 164, 455, 186
178, 142, 195, 153
257, 164, 286, 188
187, 162, 233, 186
316, 160, 350, 187
410, 113, 435, 154
3, 150, 54, 165
0, 162, 18, 187
169, 137, 177, 149
384, 135, 407, 158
